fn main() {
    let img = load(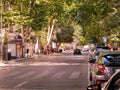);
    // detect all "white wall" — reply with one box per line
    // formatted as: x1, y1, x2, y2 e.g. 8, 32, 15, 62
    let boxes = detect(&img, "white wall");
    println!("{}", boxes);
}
8, 44, 16, 57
